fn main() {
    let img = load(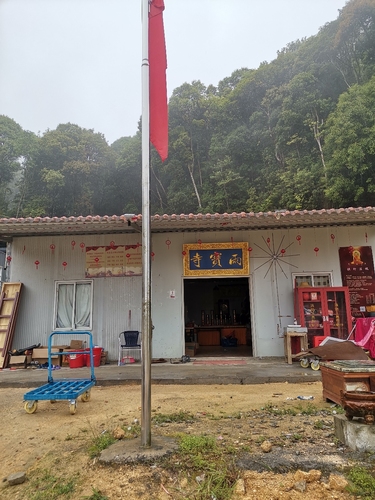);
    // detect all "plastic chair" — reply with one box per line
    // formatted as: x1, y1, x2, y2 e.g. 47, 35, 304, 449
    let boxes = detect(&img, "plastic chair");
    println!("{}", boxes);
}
118, 330, 141, 365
